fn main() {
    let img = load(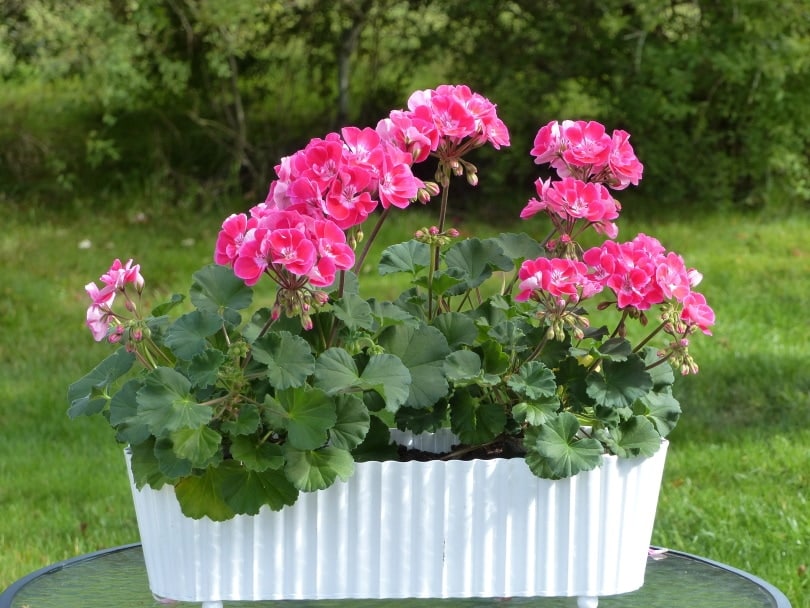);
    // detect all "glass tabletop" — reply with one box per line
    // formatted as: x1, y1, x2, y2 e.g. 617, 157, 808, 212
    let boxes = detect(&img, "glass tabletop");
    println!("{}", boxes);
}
1, 544, 790, 608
